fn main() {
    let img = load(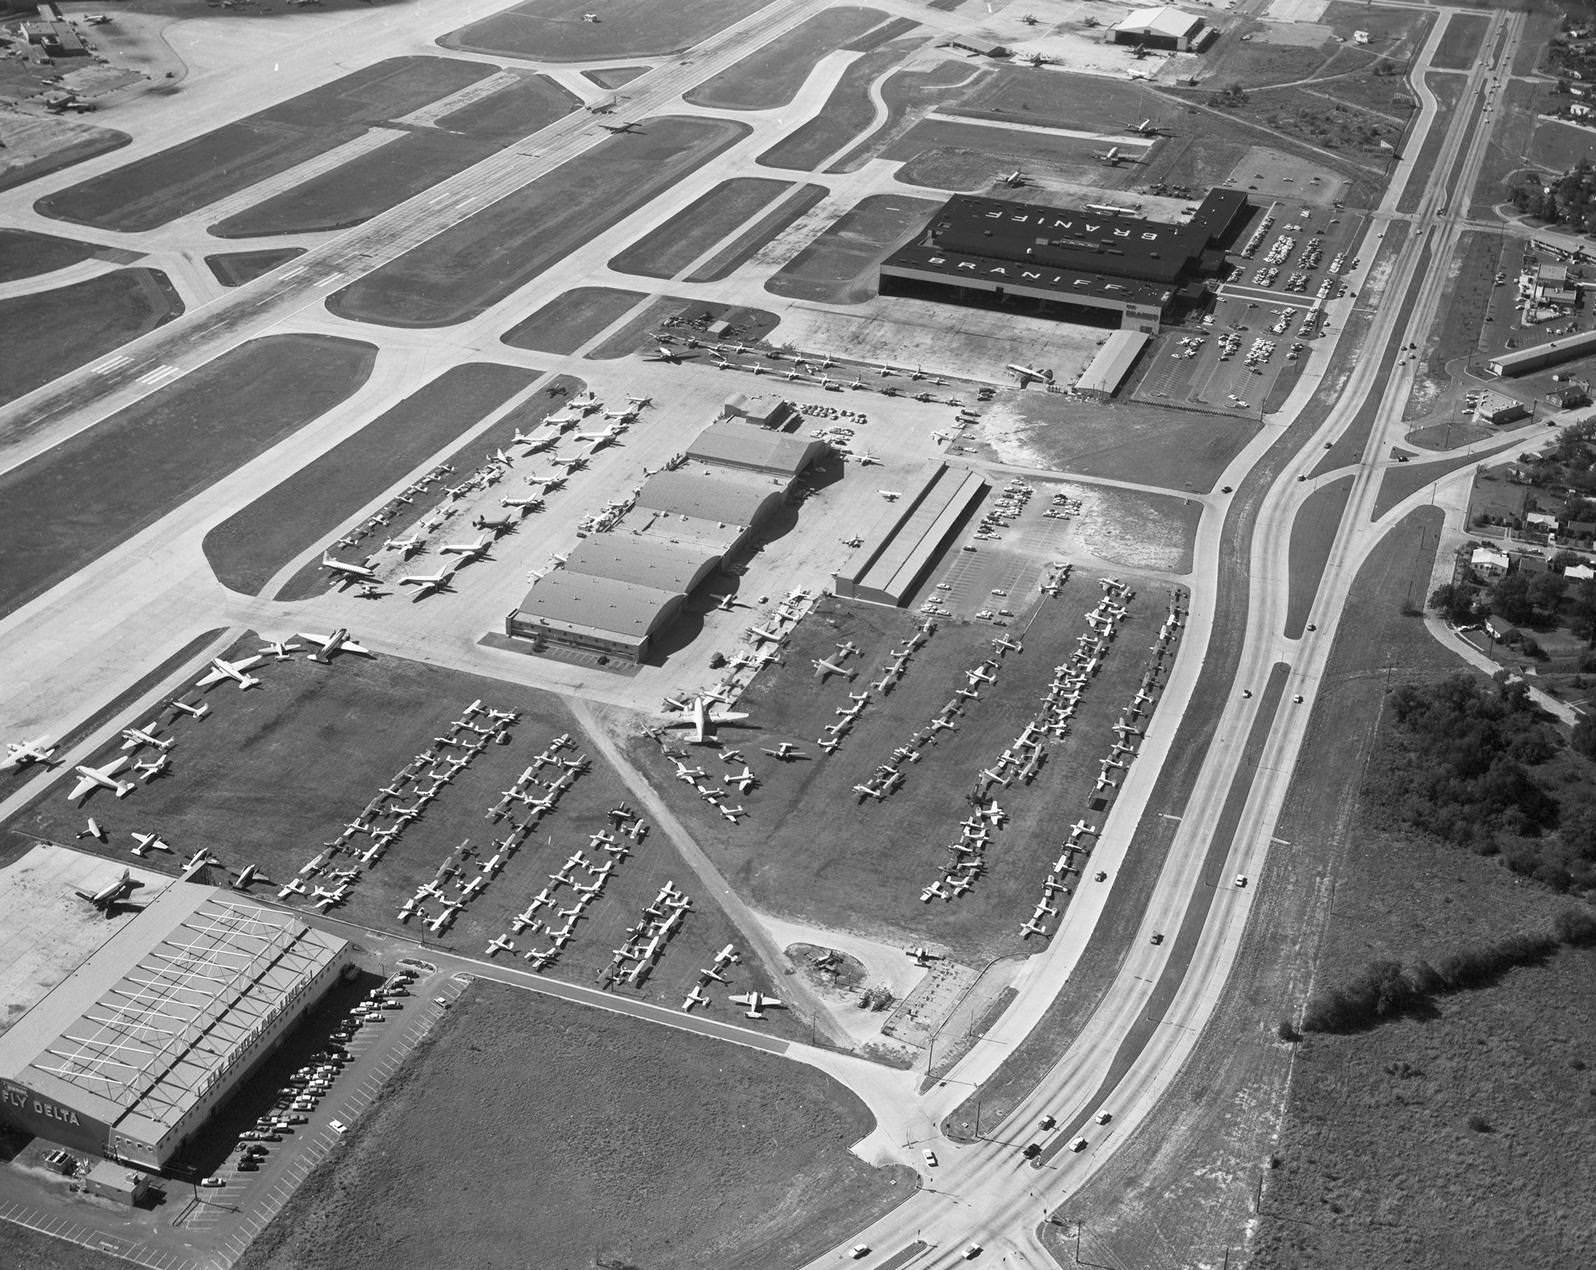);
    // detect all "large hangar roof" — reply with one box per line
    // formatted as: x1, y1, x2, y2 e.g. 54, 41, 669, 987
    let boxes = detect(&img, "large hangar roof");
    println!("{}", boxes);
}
907, 188, 1247, 288
636, 468, 788, 529
1076, 330, 1150, 395
0, 886, 346, 1142
686, 420, 827, 476
564, 536, 721, 594
515, 570, 684, 643
1113, 6, 1204, 38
